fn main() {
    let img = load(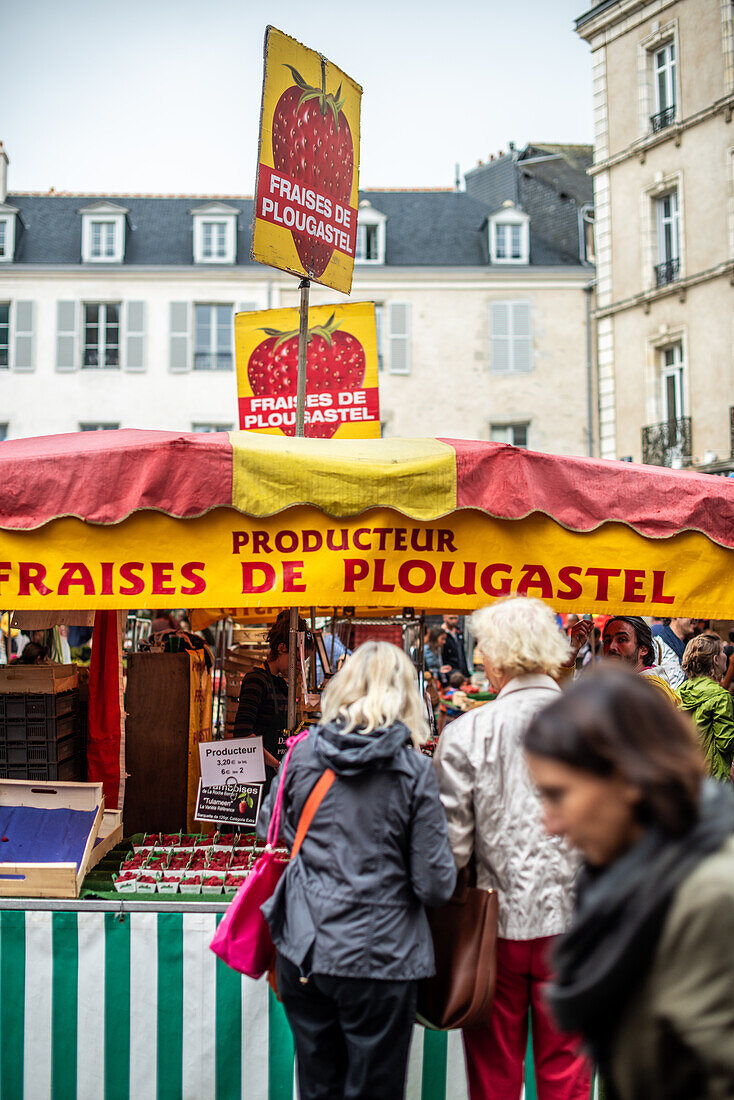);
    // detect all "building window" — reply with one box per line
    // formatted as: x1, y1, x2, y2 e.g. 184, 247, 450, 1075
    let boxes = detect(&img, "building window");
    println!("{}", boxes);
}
651, 42, 676, 130
194, 304, 233, 370
79, 422, 120, 431
90, 221, 117, 259
192, 423, 234, 432
83, 303, 120, 368
0, 212, 17, 262
490, 301, 533, 373
490, 423, 529, 448
495, 224, 522, 260
356, 224, 379, 261
202, 222, 228, 261
191, 206, 238, 264
80, 203, 127, 263
0, 221, 6, 259
655, 191, 680, 285
661, 343, 684, 424
354, 202, 386, 264
0, 424, 7, 442
0, 302, 9, 368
